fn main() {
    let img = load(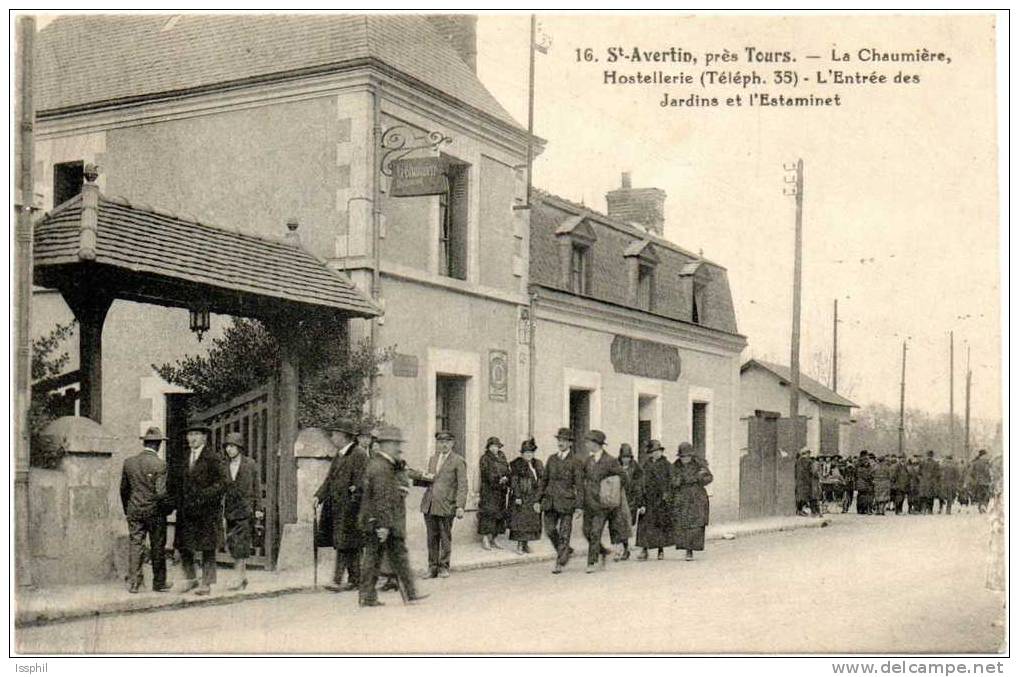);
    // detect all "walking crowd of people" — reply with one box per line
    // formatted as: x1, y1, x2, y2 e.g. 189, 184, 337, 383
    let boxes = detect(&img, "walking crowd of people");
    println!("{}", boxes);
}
118, 421, 715, 607
795, 447, 1001, 517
